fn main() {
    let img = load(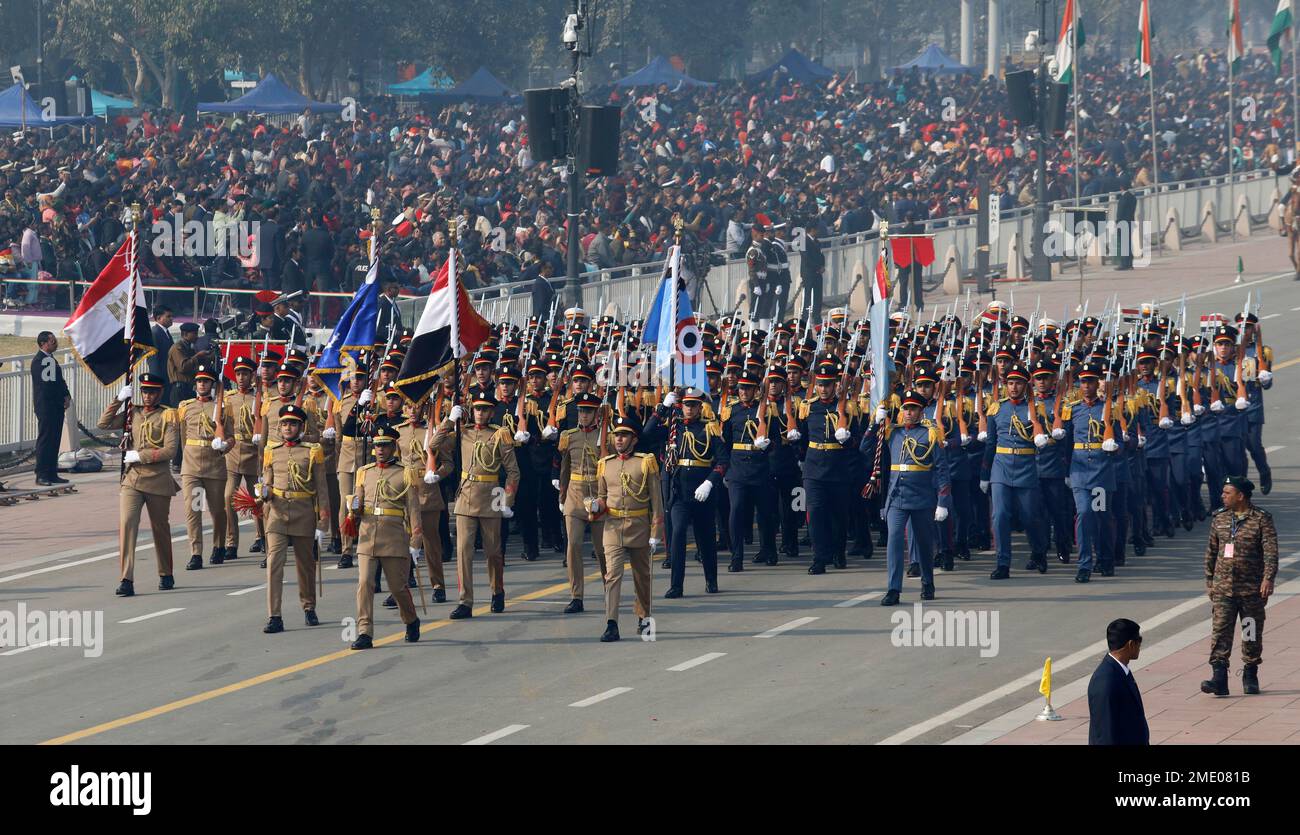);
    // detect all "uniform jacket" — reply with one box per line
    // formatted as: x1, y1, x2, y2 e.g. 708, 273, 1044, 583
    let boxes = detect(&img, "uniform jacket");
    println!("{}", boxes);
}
260, 441, 329, 536
557, 424, 605, 517
223, 388, 261, 475
1086, 656, 1150, 746
442, 420, 520, 517
97, 401, 180, 496
1204, 506, 1278, 597
596, 451, 664, 548
351, 460, 422, 558
177, 396, 235, 479
795, 396, 862, 483
980, 397, 1047, 487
